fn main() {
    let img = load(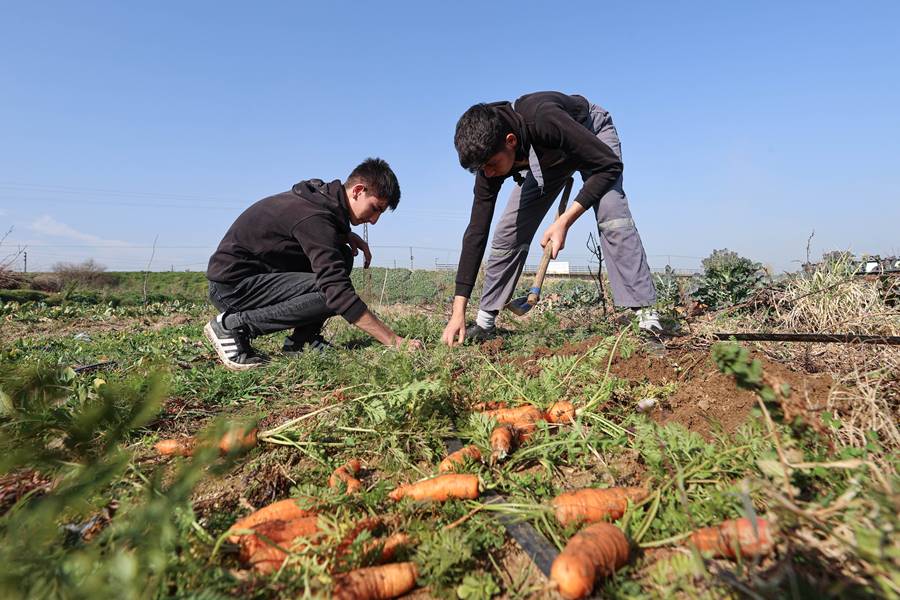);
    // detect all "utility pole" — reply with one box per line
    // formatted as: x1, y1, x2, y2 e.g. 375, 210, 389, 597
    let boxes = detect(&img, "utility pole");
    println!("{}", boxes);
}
23, 250, 27, 273
409, 246, 413, 271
